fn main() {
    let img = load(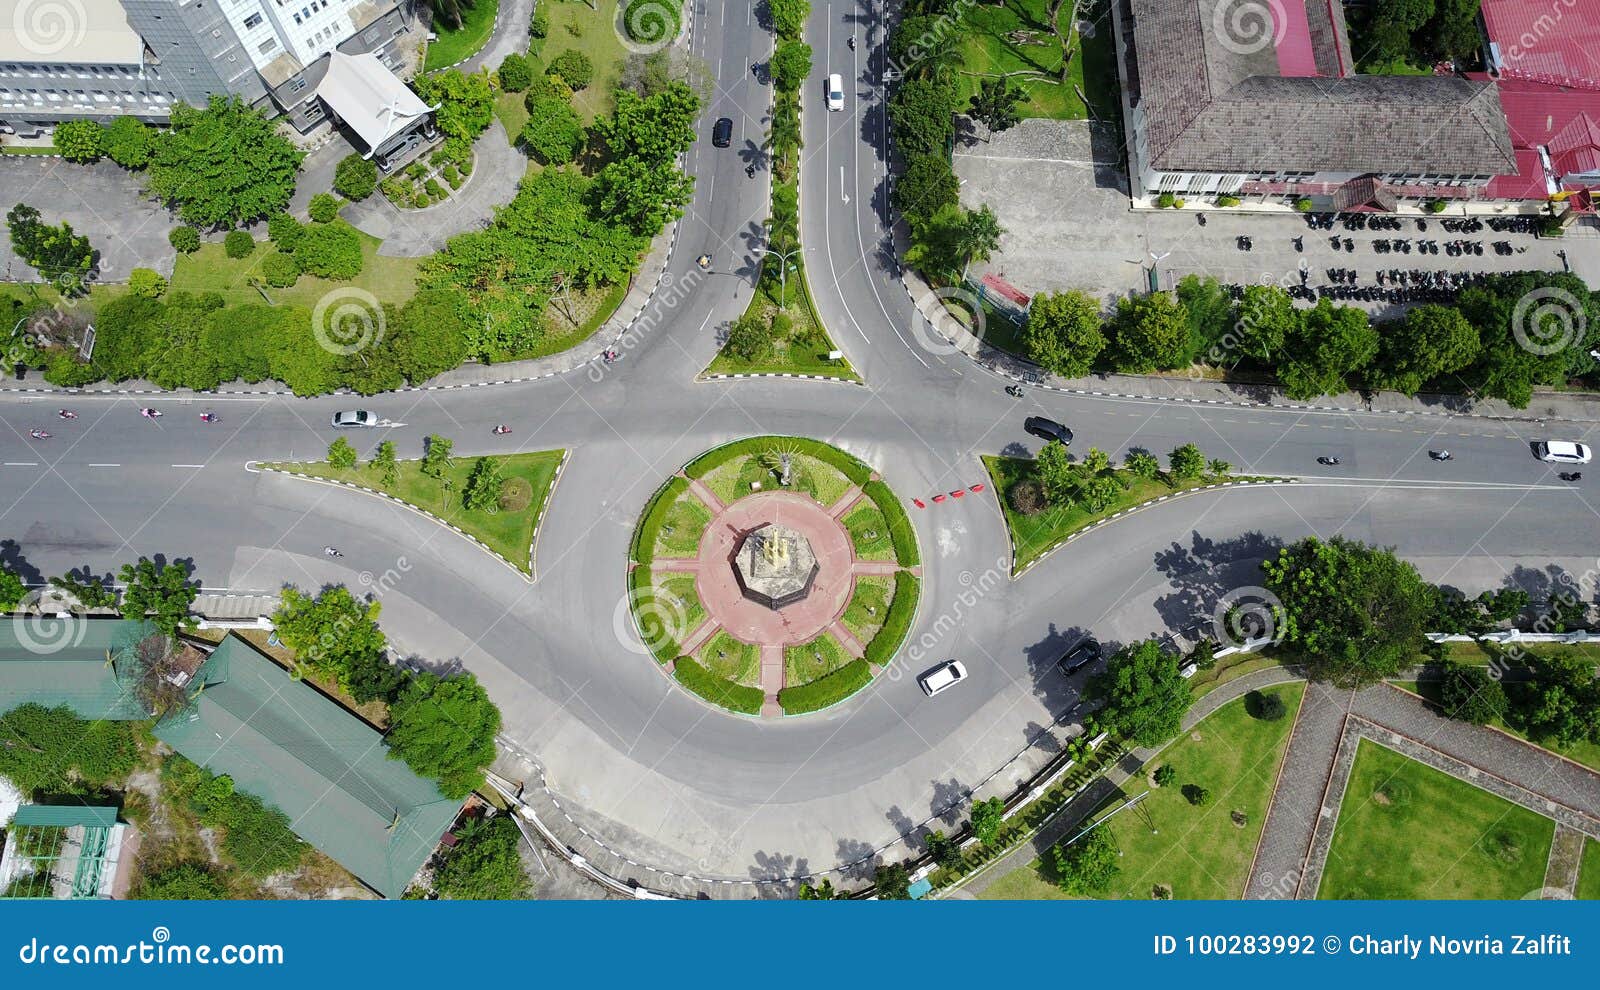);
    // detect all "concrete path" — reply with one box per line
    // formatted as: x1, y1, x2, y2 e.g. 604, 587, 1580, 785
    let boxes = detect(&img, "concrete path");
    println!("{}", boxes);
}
455, 0, 534, 74
1543, 824, 1586, 898
759, 644, 785, 717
